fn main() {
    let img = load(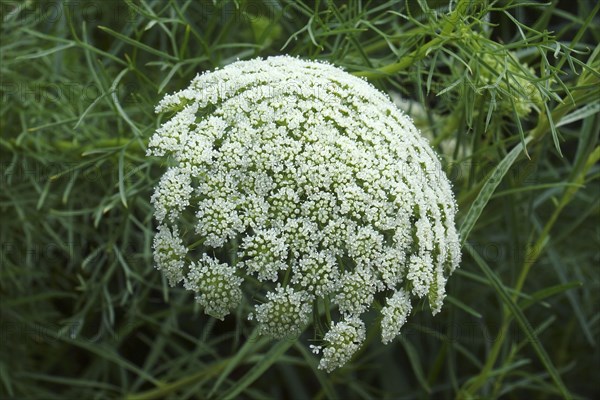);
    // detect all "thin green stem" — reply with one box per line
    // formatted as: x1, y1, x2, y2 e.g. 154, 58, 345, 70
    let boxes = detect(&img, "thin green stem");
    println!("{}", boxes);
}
352, 0, 470, 78
460, 143, 599, 398
126, 328, 270, 400
125, 359, 229, 400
